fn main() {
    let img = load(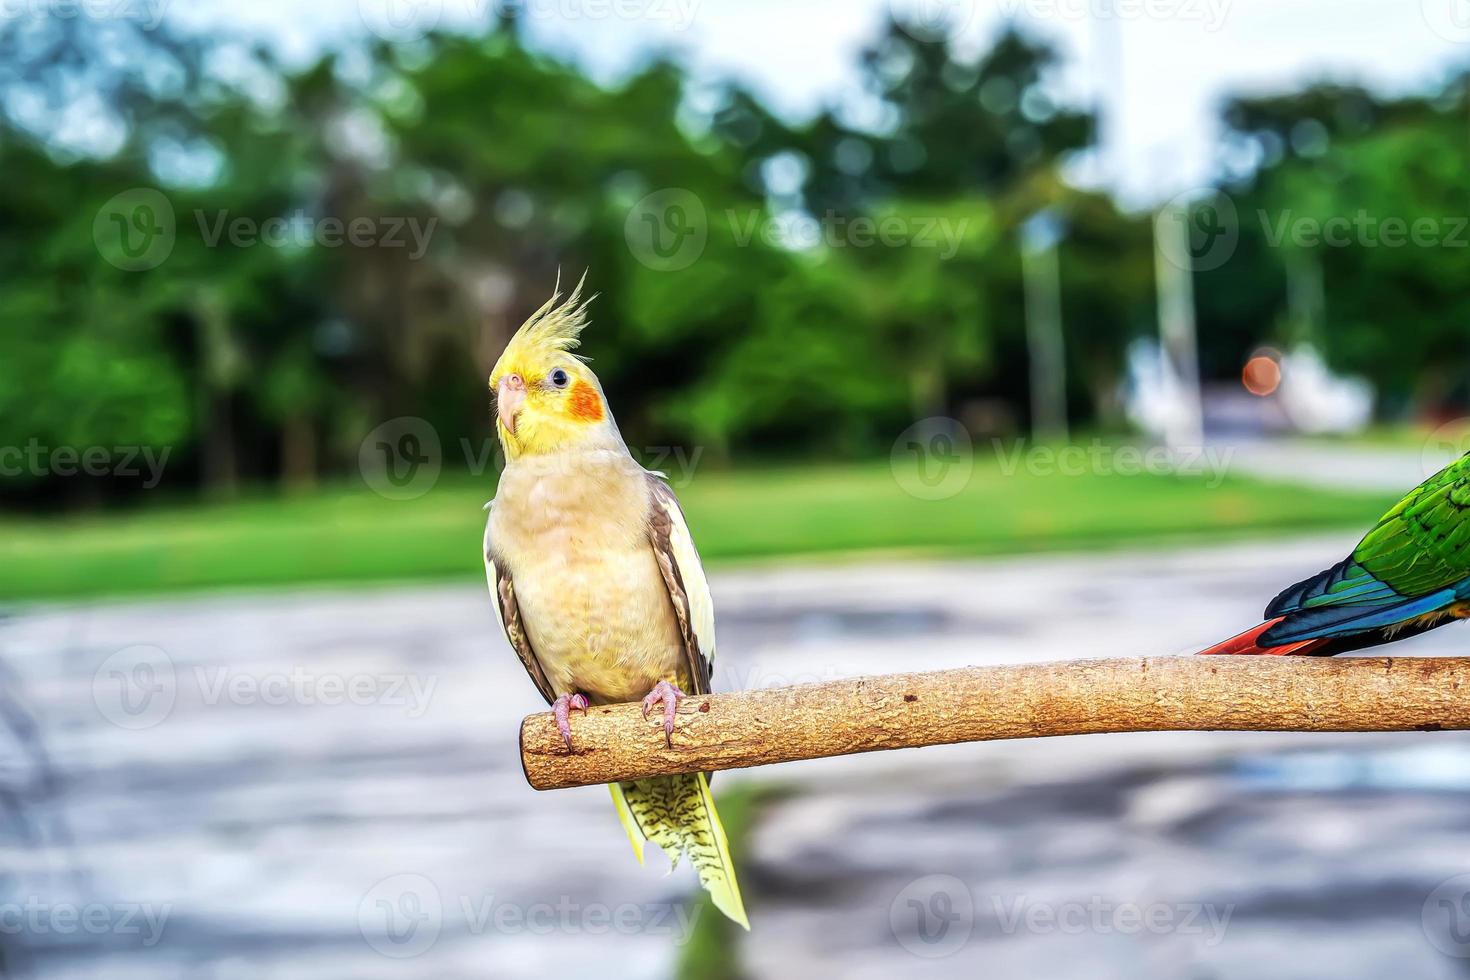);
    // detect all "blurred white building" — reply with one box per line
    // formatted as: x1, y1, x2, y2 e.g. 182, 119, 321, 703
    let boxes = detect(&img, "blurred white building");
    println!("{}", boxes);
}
1125, 340, 1372, 438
